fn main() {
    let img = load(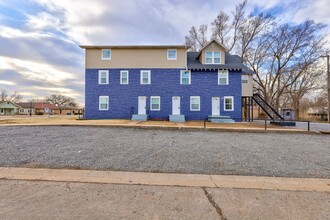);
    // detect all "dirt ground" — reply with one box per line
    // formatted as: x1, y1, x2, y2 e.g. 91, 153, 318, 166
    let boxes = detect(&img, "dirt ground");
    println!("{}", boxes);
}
0, 115, 291, 130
